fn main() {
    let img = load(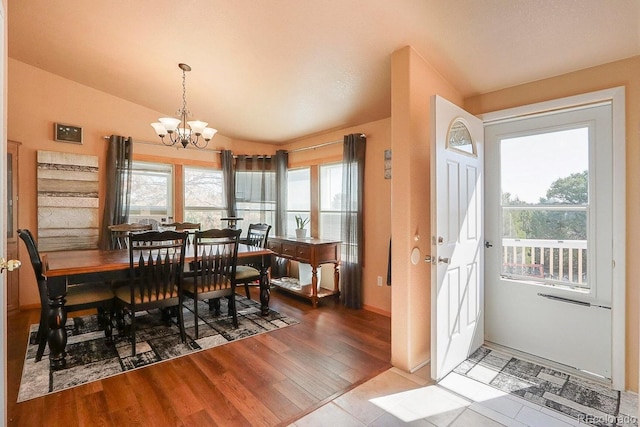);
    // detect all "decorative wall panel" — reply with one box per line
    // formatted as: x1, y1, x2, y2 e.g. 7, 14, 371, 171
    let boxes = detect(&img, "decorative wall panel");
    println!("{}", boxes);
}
37, 150, 99, 251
